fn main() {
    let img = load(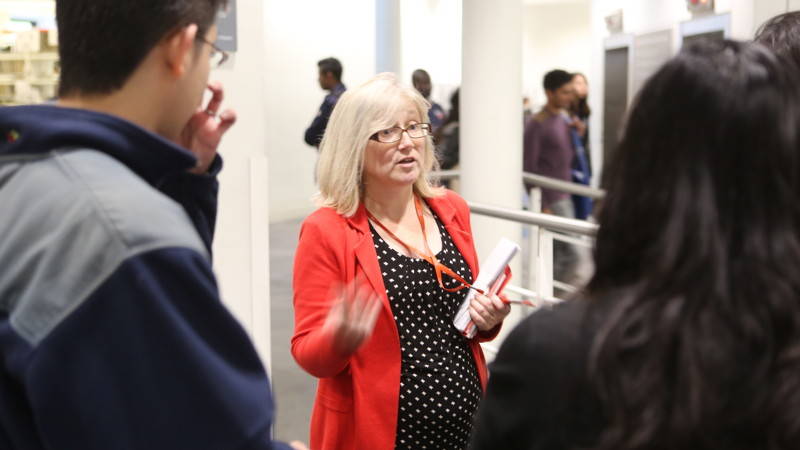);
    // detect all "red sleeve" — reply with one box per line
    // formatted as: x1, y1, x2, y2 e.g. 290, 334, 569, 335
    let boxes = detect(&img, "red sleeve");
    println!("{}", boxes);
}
291, 213, 352, 378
